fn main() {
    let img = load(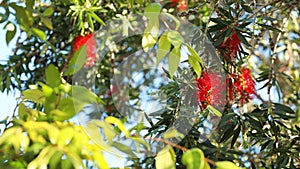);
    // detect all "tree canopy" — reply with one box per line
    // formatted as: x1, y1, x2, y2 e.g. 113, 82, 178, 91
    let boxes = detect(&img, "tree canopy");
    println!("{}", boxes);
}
0, 0, 299, 168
